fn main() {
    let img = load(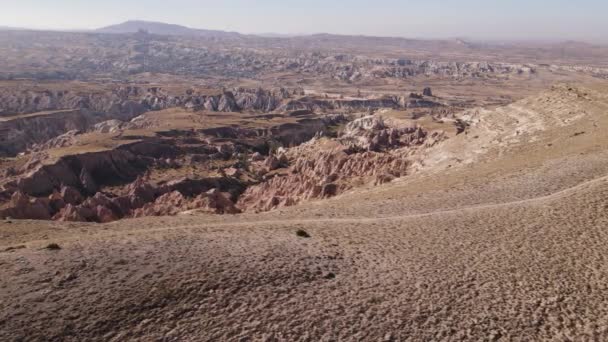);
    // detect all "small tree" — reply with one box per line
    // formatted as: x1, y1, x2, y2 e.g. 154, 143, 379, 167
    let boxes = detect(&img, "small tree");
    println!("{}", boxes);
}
237, 152, 251, 171
266, 139, 283, 154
